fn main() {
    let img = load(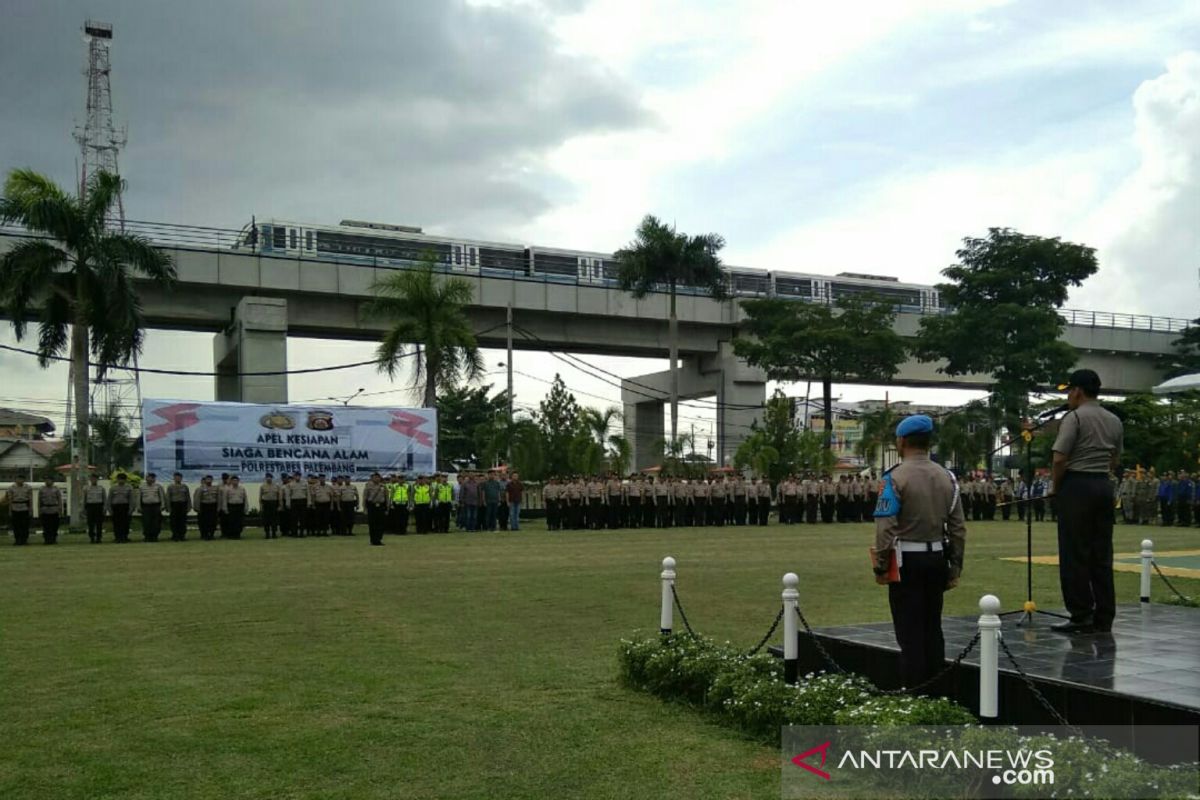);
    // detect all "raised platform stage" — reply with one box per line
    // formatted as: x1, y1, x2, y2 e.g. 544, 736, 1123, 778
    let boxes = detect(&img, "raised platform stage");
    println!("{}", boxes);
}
774, 603, 1200, 727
